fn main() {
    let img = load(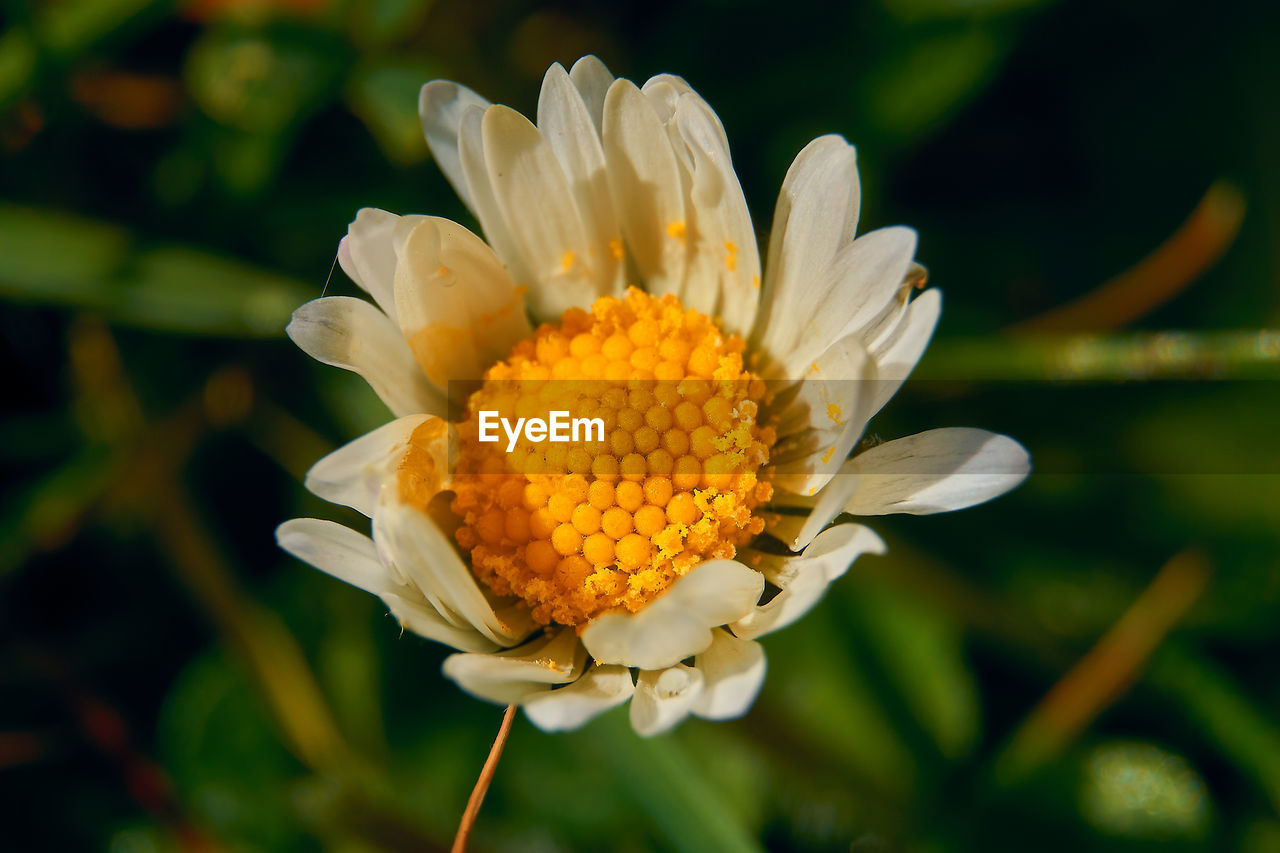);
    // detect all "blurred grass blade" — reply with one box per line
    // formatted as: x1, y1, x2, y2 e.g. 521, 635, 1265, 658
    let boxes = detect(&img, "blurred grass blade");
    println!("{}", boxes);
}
919, 329, 1280, 380
589, 709, 764, 853
755, 605, 917, 796
1148, 643, 1280, 814
153, 483, 349, 772
0, 204, 315, 336
846, 579, 981, 760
